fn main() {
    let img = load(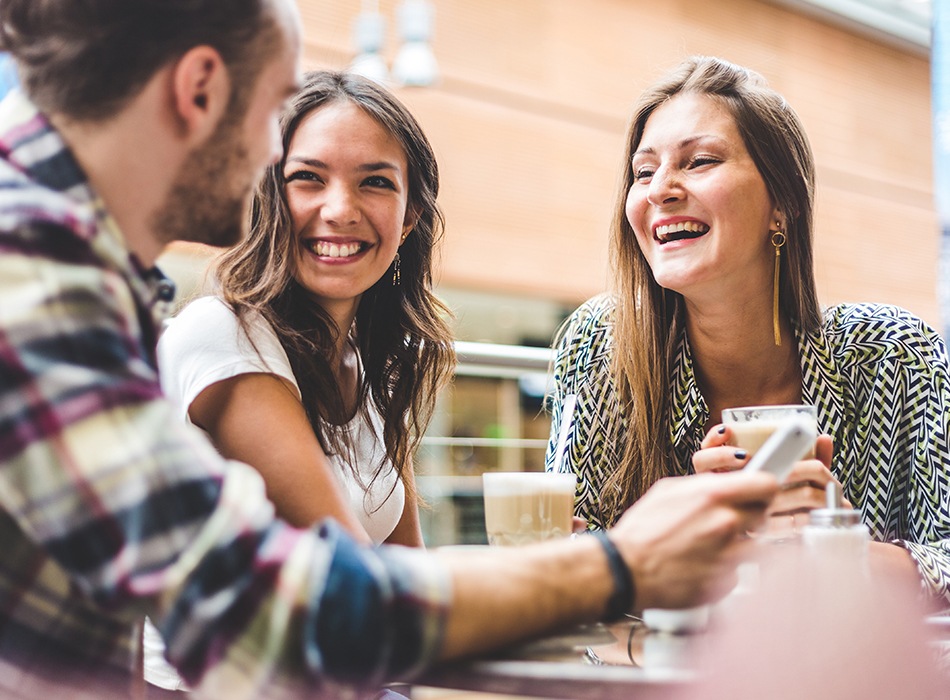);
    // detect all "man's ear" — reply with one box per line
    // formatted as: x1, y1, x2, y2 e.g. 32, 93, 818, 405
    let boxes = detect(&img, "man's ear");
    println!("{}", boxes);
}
171, 45, 231, 144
